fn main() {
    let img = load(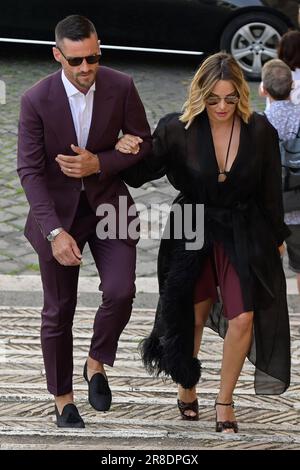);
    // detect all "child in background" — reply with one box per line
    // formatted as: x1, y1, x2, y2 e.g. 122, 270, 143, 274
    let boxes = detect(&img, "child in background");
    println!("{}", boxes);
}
262, 58, 300, 293
259, 30, 300, 109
